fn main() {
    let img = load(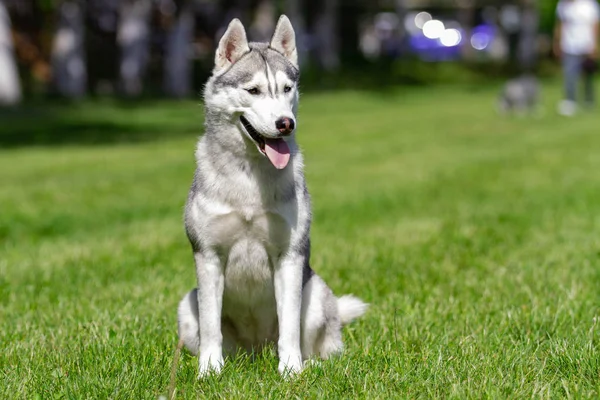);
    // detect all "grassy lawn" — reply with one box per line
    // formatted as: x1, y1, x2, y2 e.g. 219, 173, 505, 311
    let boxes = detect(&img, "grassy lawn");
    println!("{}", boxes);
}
2, 83, 600, 398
